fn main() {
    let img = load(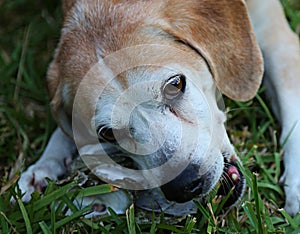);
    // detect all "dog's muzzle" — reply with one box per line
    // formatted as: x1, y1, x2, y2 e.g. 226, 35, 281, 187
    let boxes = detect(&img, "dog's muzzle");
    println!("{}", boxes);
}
161, 157, 245, 208
161, 163, 216, 203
